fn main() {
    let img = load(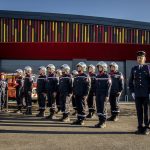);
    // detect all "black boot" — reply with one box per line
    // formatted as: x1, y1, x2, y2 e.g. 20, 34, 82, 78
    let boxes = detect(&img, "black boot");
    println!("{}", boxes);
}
15, 106, 22, 114
135, 126, 145, 134
24, 107, 29, 115
107, 115, 119, 121
107, 115, 115, 121
86, 112, 92, 118
28, 107, 32, 115
71, 119, 85, 125
95, 121, 106, 128
45, 110, 56, 120
143, 127, 150, 135
60, 114, 70, 122
36, 109, 45, 117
